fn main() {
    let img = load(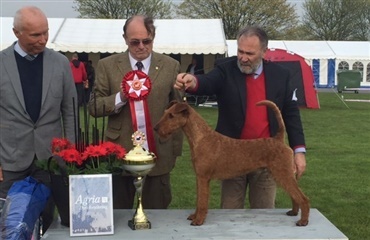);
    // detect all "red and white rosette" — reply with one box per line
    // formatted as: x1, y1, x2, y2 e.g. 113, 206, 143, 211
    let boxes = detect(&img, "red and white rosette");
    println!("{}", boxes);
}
121, 70, 156, 155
